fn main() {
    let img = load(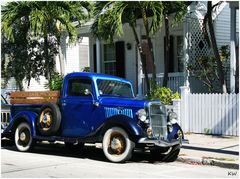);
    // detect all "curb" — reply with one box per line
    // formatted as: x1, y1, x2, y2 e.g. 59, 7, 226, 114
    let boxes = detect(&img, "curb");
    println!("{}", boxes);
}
177, 156, 239, 169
